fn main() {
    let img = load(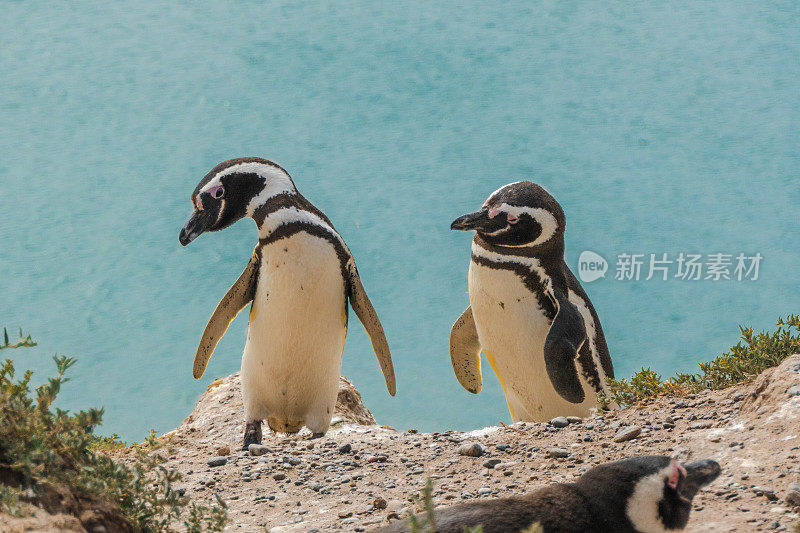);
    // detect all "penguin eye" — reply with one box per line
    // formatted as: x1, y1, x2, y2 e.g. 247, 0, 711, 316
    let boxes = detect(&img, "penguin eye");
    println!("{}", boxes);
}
207, 185, 225, 199
507, 214, 519, 224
